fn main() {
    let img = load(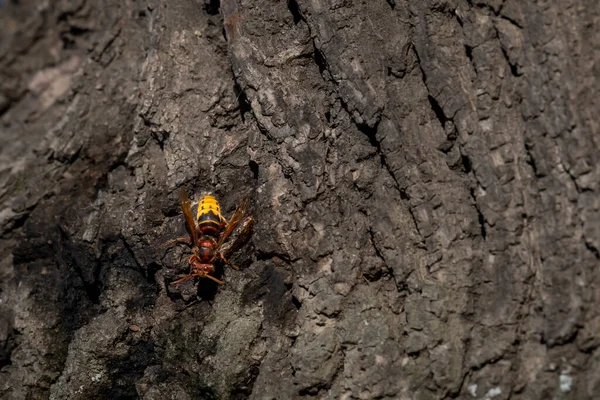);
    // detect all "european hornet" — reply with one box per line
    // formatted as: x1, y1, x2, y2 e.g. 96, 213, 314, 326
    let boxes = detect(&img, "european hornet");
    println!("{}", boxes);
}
165, 188, 254, 285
